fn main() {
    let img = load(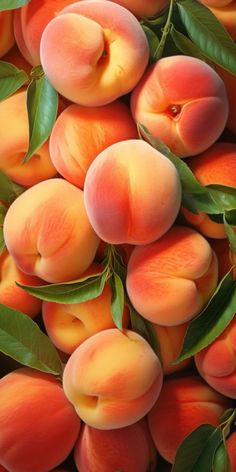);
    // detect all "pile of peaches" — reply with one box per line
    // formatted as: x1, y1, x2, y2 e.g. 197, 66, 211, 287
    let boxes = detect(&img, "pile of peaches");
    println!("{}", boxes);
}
0, 0, 236, 471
